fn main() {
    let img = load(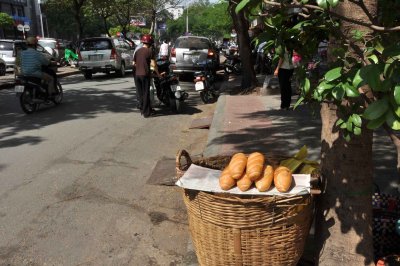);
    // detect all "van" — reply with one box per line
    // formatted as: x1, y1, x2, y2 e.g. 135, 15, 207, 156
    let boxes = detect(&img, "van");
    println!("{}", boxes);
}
78, 37, 134, 79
